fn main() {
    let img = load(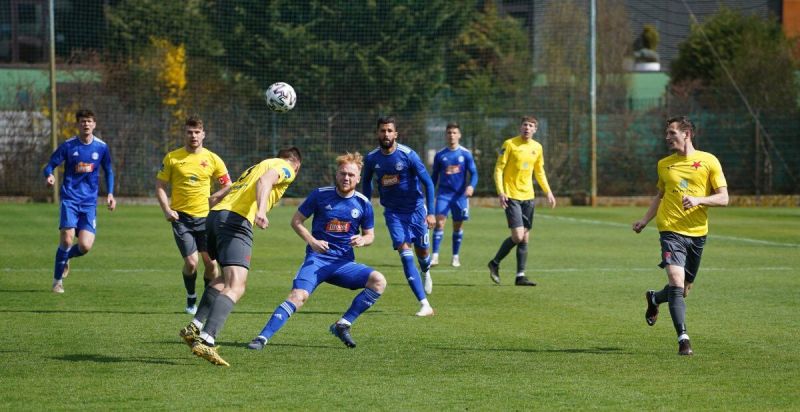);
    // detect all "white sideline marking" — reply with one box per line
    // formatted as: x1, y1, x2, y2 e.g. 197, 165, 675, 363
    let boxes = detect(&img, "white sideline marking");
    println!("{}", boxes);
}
540, 215, 800, 248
